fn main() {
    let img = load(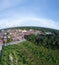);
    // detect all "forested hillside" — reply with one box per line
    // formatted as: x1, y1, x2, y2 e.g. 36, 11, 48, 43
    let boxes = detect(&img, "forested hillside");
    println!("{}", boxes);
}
1, 41, 59, 65
25, 34, 59, 49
